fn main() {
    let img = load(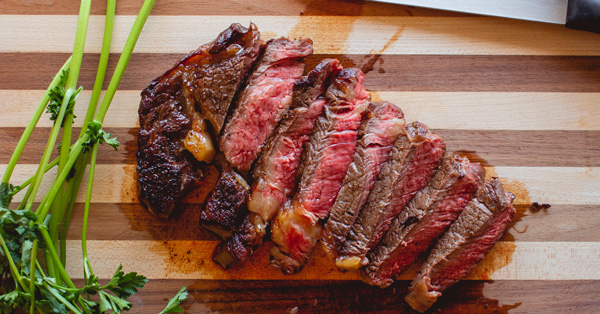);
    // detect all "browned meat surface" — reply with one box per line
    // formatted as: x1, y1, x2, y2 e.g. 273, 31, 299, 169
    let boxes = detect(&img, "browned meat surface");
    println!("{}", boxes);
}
213, 212, 265, 268
336, 122, 445, 270
200, 156, 250, 239
220, 37, 314, 172
137, 23, 262, 219
212, 59, 342, 269
322, 102, 405, 259
361, 155, 485, 288
184, 23, 263, 133
270, 69, 370, 274
405, 177, 515, 312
